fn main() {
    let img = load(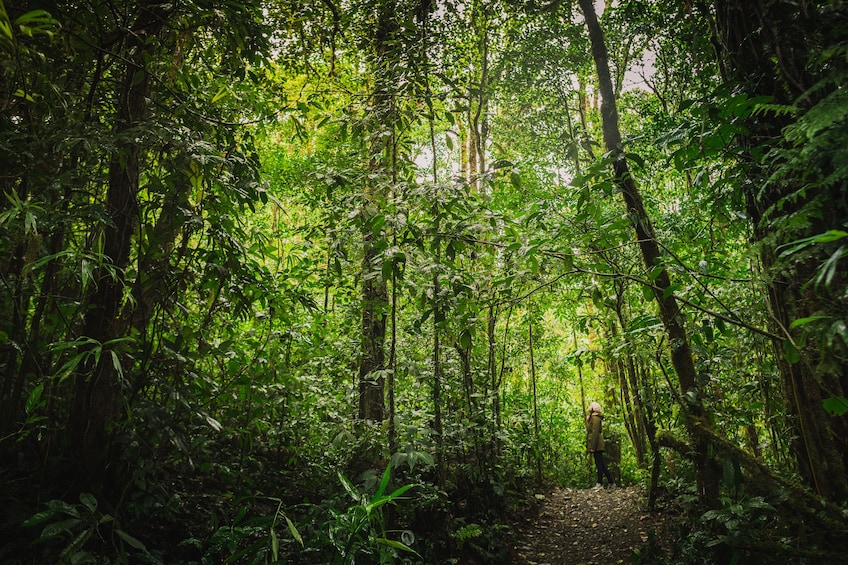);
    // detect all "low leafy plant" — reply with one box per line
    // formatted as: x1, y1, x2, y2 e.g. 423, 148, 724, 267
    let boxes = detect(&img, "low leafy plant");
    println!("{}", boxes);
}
22, 492, 150, 564
450, 522, 482, 550
700, 495, 777, 552
201, 498, 302, 564
326, 465, 419, 564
